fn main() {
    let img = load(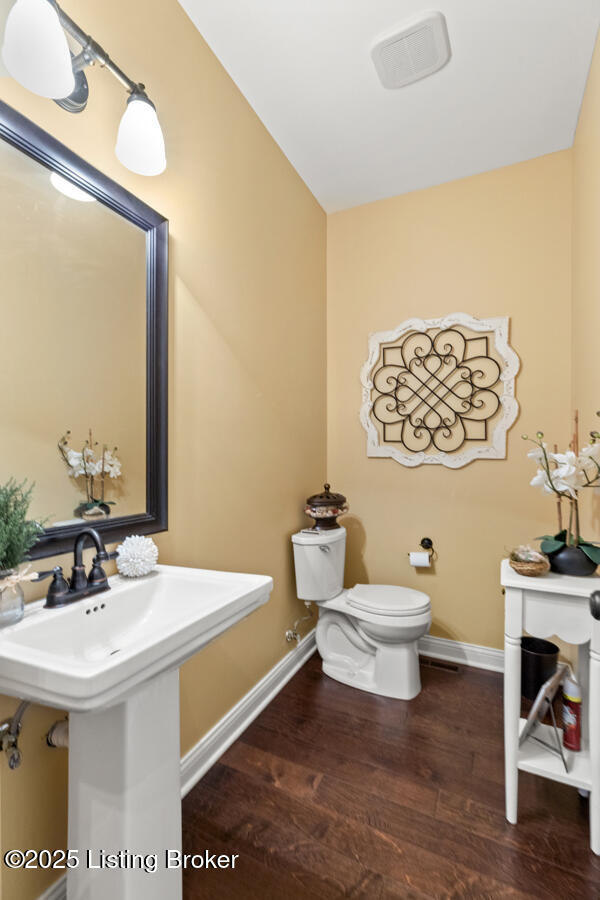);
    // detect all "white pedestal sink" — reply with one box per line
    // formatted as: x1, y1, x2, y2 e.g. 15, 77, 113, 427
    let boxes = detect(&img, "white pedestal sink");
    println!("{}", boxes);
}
0, 565, 272, 900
